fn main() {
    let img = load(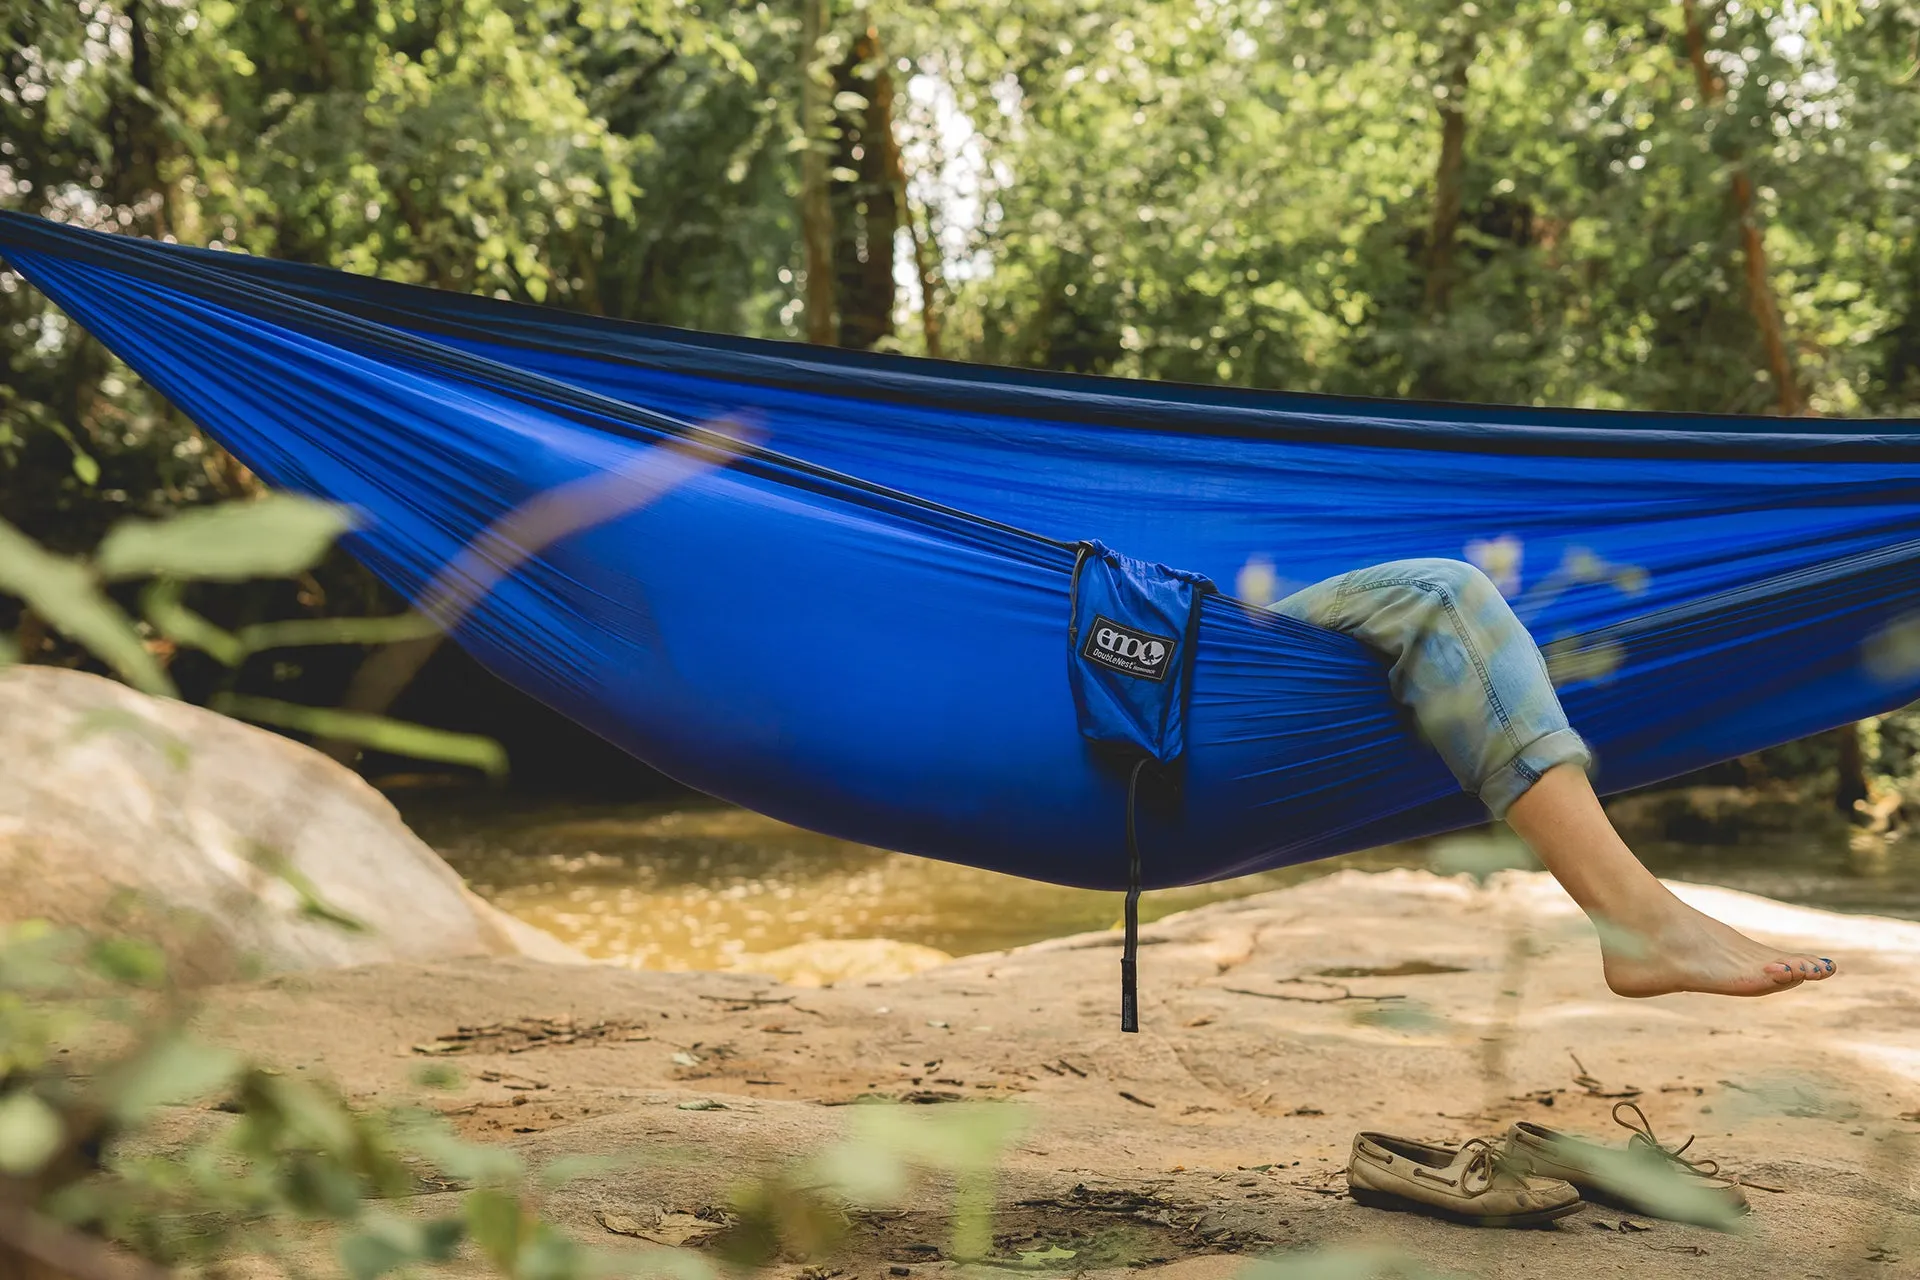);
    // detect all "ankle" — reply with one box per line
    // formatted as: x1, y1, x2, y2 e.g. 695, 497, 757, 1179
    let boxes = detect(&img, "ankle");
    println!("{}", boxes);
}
1588, 887, 1690, 950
